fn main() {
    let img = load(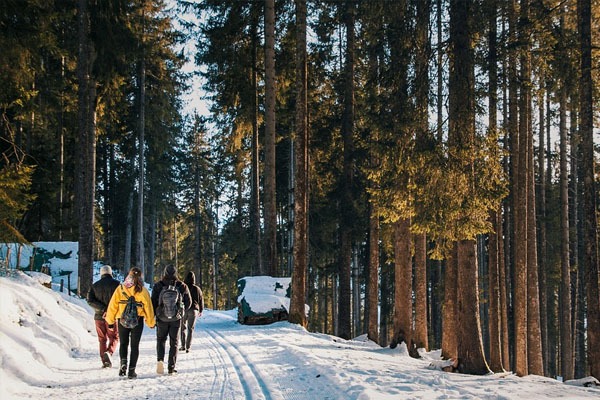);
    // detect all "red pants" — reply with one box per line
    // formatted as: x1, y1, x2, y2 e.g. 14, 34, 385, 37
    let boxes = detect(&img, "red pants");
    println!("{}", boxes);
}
95, 319, 119, 359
